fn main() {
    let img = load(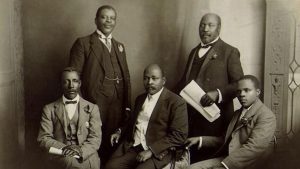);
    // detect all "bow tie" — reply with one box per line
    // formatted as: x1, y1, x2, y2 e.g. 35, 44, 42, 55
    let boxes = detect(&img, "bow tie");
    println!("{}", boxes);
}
65, 100, 77, 104
201, 44, 213, 48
